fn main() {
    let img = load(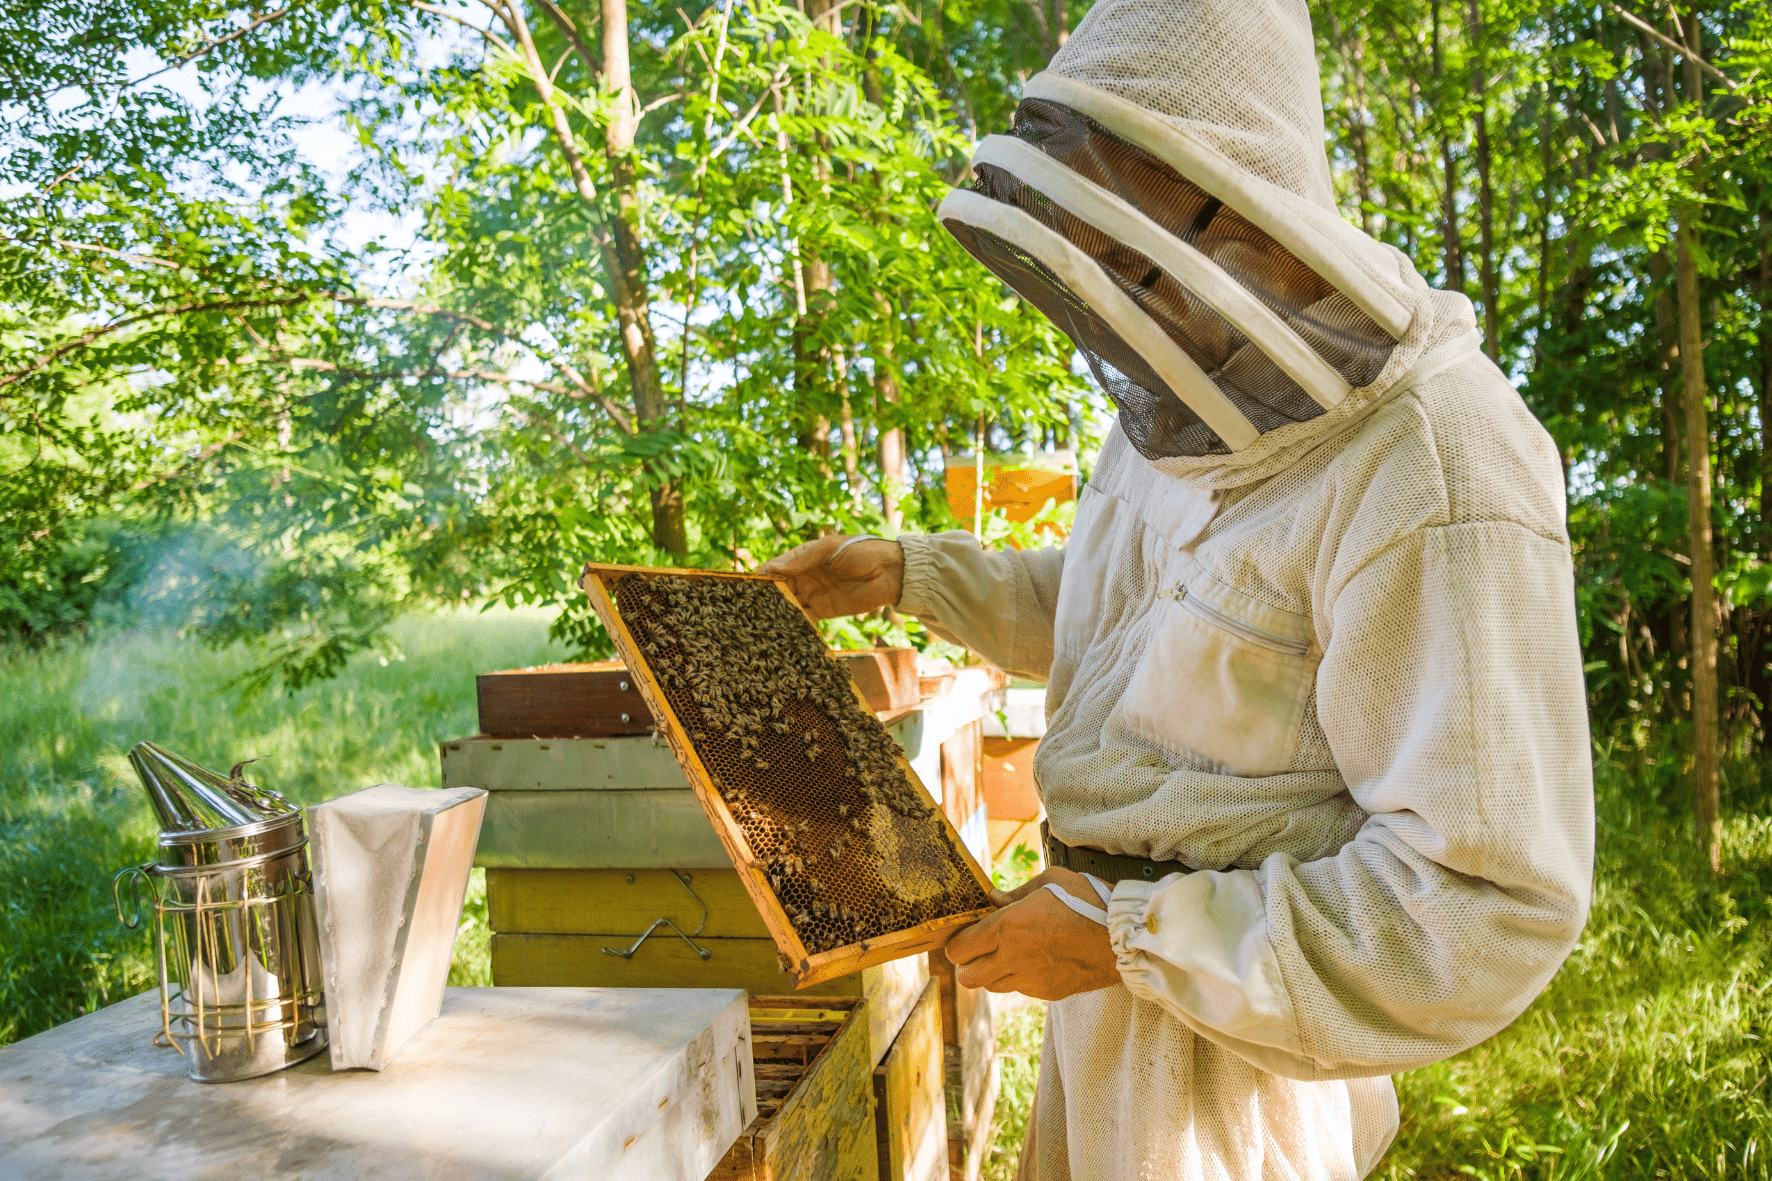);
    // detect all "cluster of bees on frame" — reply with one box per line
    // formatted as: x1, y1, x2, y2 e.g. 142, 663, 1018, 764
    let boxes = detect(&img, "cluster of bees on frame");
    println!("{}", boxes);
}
616, 573, 986, 953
